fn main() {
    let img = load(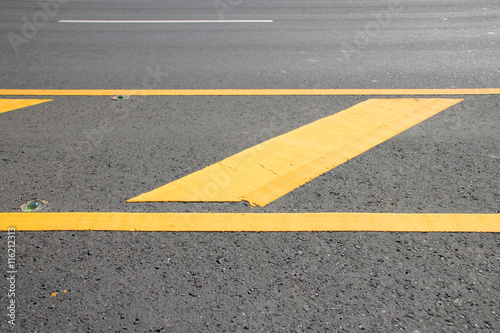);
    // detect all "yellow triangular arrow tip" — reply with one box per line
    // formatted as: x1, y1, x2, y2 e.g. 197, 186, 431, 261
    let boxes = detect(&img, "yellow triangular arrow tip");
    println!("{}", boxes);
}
0, 99, 52, 114
128, 98, 463, 206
